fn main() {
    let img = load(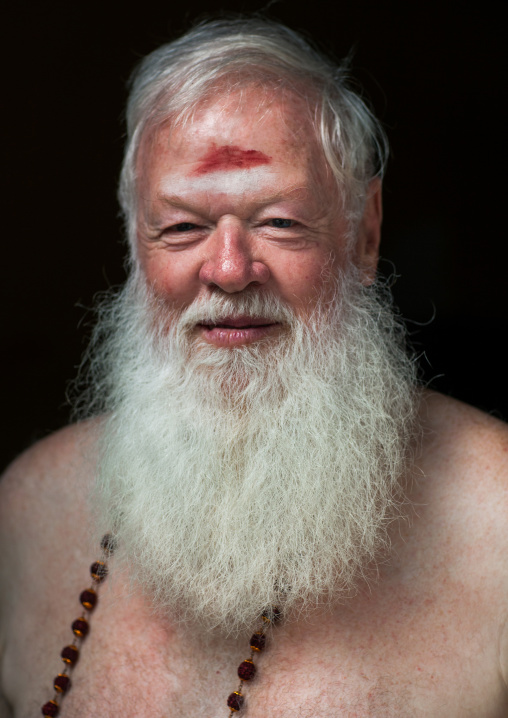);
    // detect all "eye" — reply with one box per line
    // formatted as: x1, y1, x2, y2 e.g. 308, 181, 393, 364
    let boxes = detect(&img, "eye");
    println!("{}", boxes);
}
169, 222, 198, 232
268, 218, 294, 228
